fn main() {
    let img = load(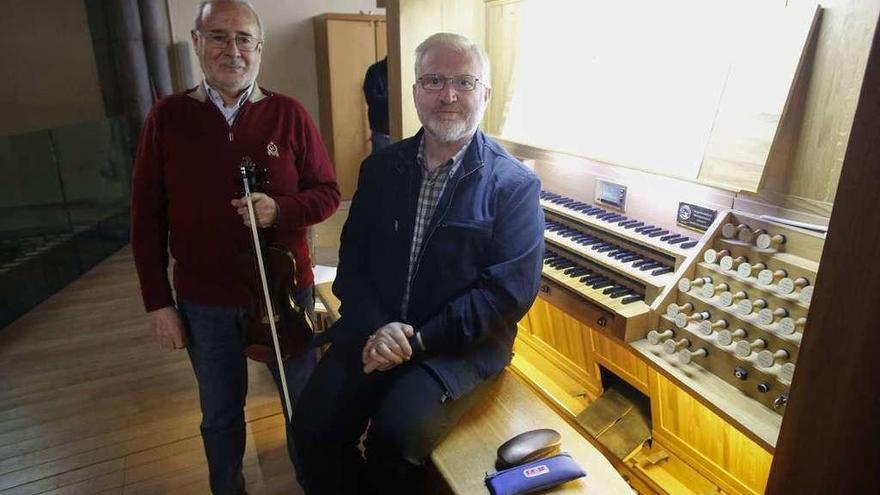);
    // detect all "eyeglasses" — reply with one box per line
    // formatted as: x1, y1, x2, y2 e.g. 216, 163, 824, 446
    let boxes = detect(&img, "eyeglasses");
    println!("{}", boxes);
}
198, 31, 262, 52
417, 74, 483, 92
